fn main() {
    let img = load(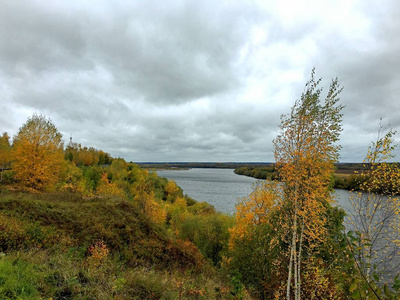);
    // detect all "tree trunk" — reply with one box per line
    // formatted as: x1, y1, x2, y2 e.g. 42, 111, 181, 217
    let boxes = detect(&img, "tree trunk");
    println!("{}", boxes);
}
287, 200, 298, 300
296, 222, 305, 300
287, 233, 295, 299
